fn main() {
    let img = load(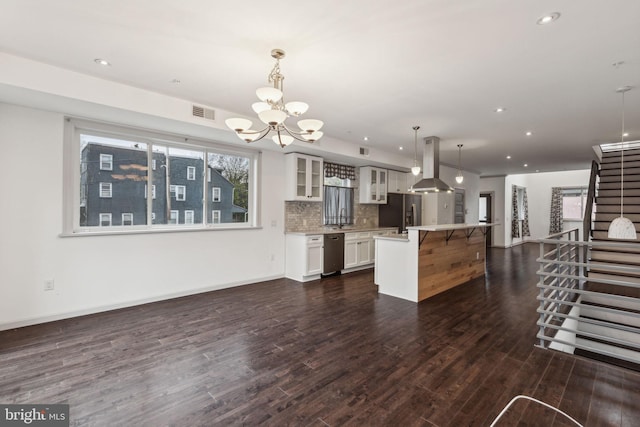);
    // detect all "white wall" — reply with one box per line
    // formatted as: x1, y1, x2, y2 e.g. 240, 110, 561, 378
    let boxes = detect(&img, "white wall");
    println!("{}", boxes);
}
481, 170, 591, 248
0, 103, 287, 330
